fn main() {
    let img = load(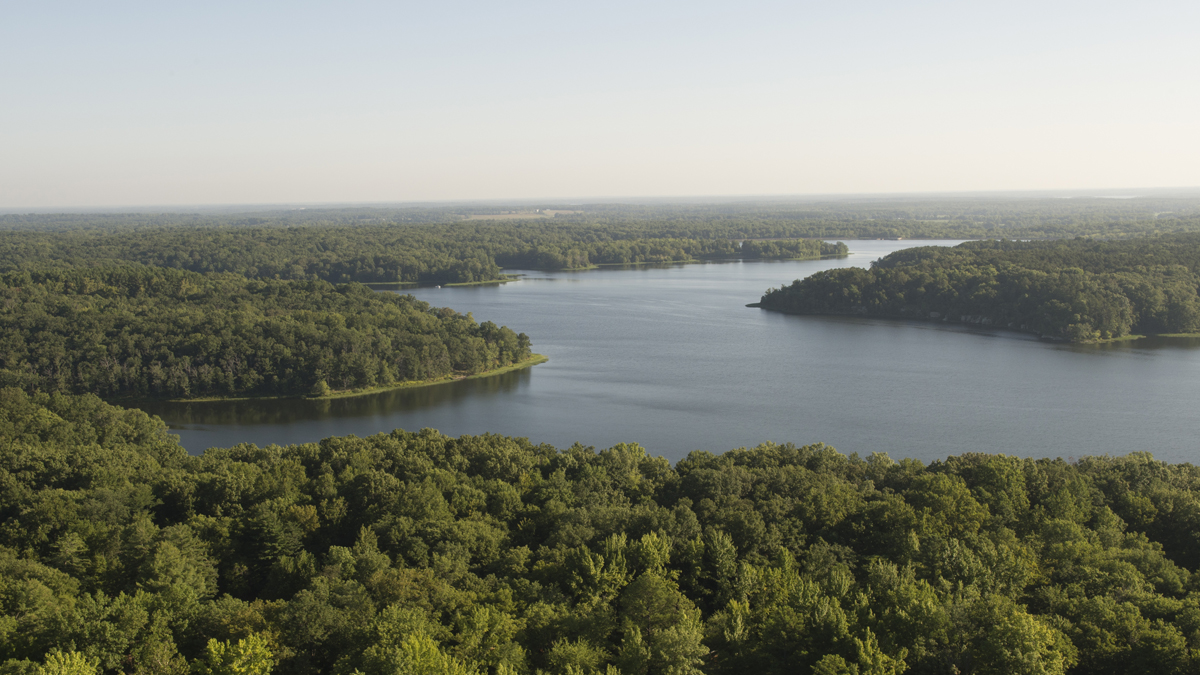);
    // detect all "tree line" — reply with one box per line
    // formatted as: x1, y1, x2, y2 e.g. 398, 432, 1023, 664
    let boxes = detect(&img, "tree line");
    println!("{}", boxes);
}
5, 389, 1200, 675
495, 239, 847, 271
0, 222, 846, 286
7, 194, 1200, 244
0, 267, 532, 400
759, 235, 1200, 342
10, 193, 1200, 288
